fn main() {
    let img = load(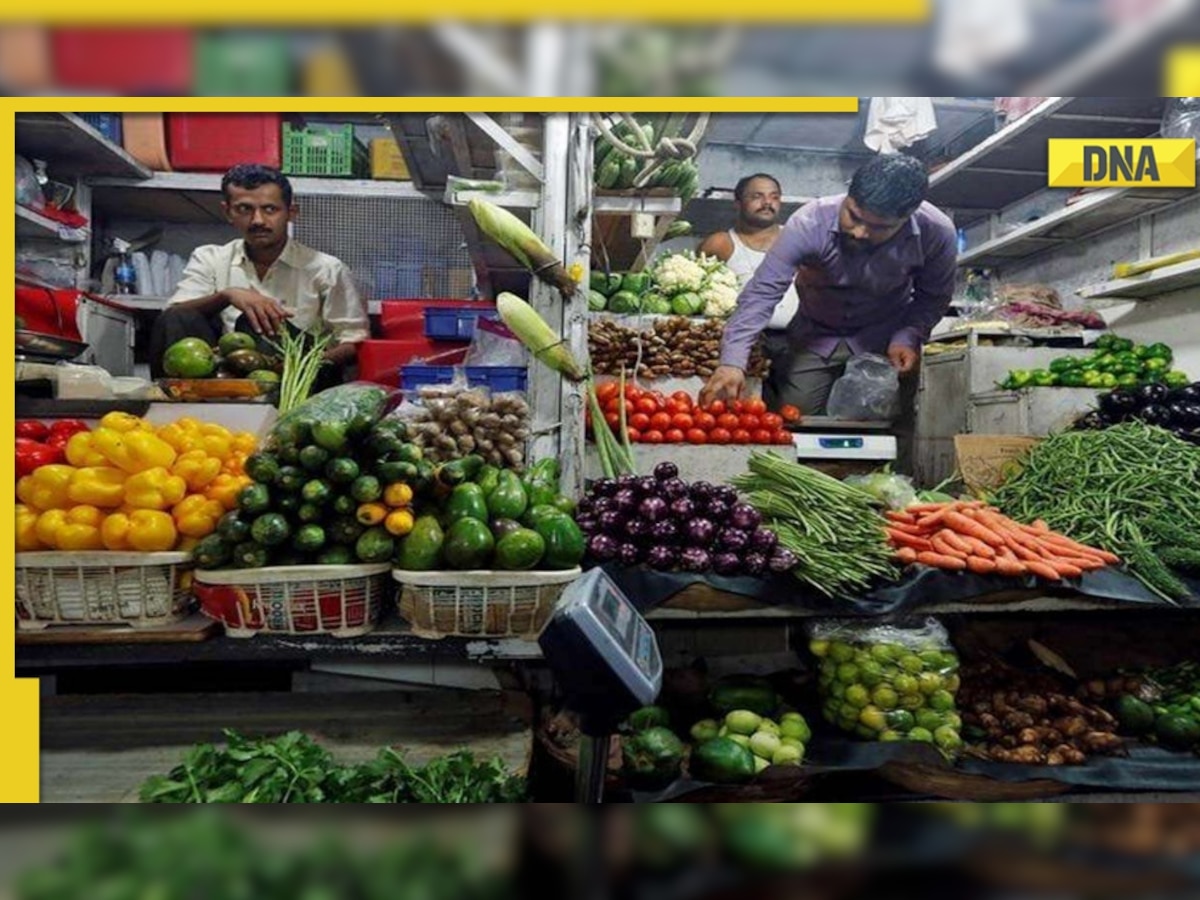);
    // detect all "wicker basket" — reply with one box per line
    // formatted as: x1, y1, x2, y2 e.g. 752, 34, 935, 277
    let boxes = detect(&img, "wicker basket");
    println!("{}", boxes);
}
194, 564, 390, 638
15, 551, 193, 630
393, 568, 581, 639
